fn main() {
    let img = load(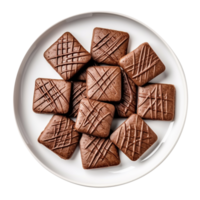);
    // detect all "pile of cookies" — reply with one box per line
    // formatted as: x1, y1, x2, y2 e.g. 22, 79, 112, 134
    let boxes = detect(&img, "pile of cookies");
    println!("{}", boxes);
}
33, 28, 175, 169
